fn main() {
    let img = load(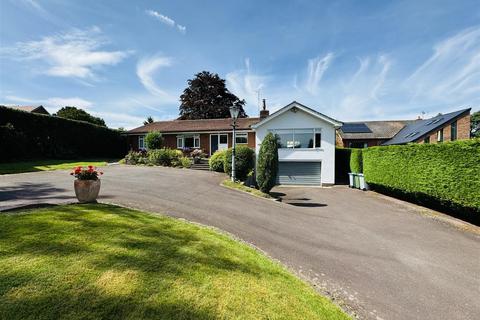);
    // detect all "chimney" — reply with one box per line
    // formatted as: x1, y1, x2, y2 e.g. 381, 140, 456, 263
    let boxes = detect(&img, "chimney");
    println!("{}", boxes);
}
259, 99, 269, 119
